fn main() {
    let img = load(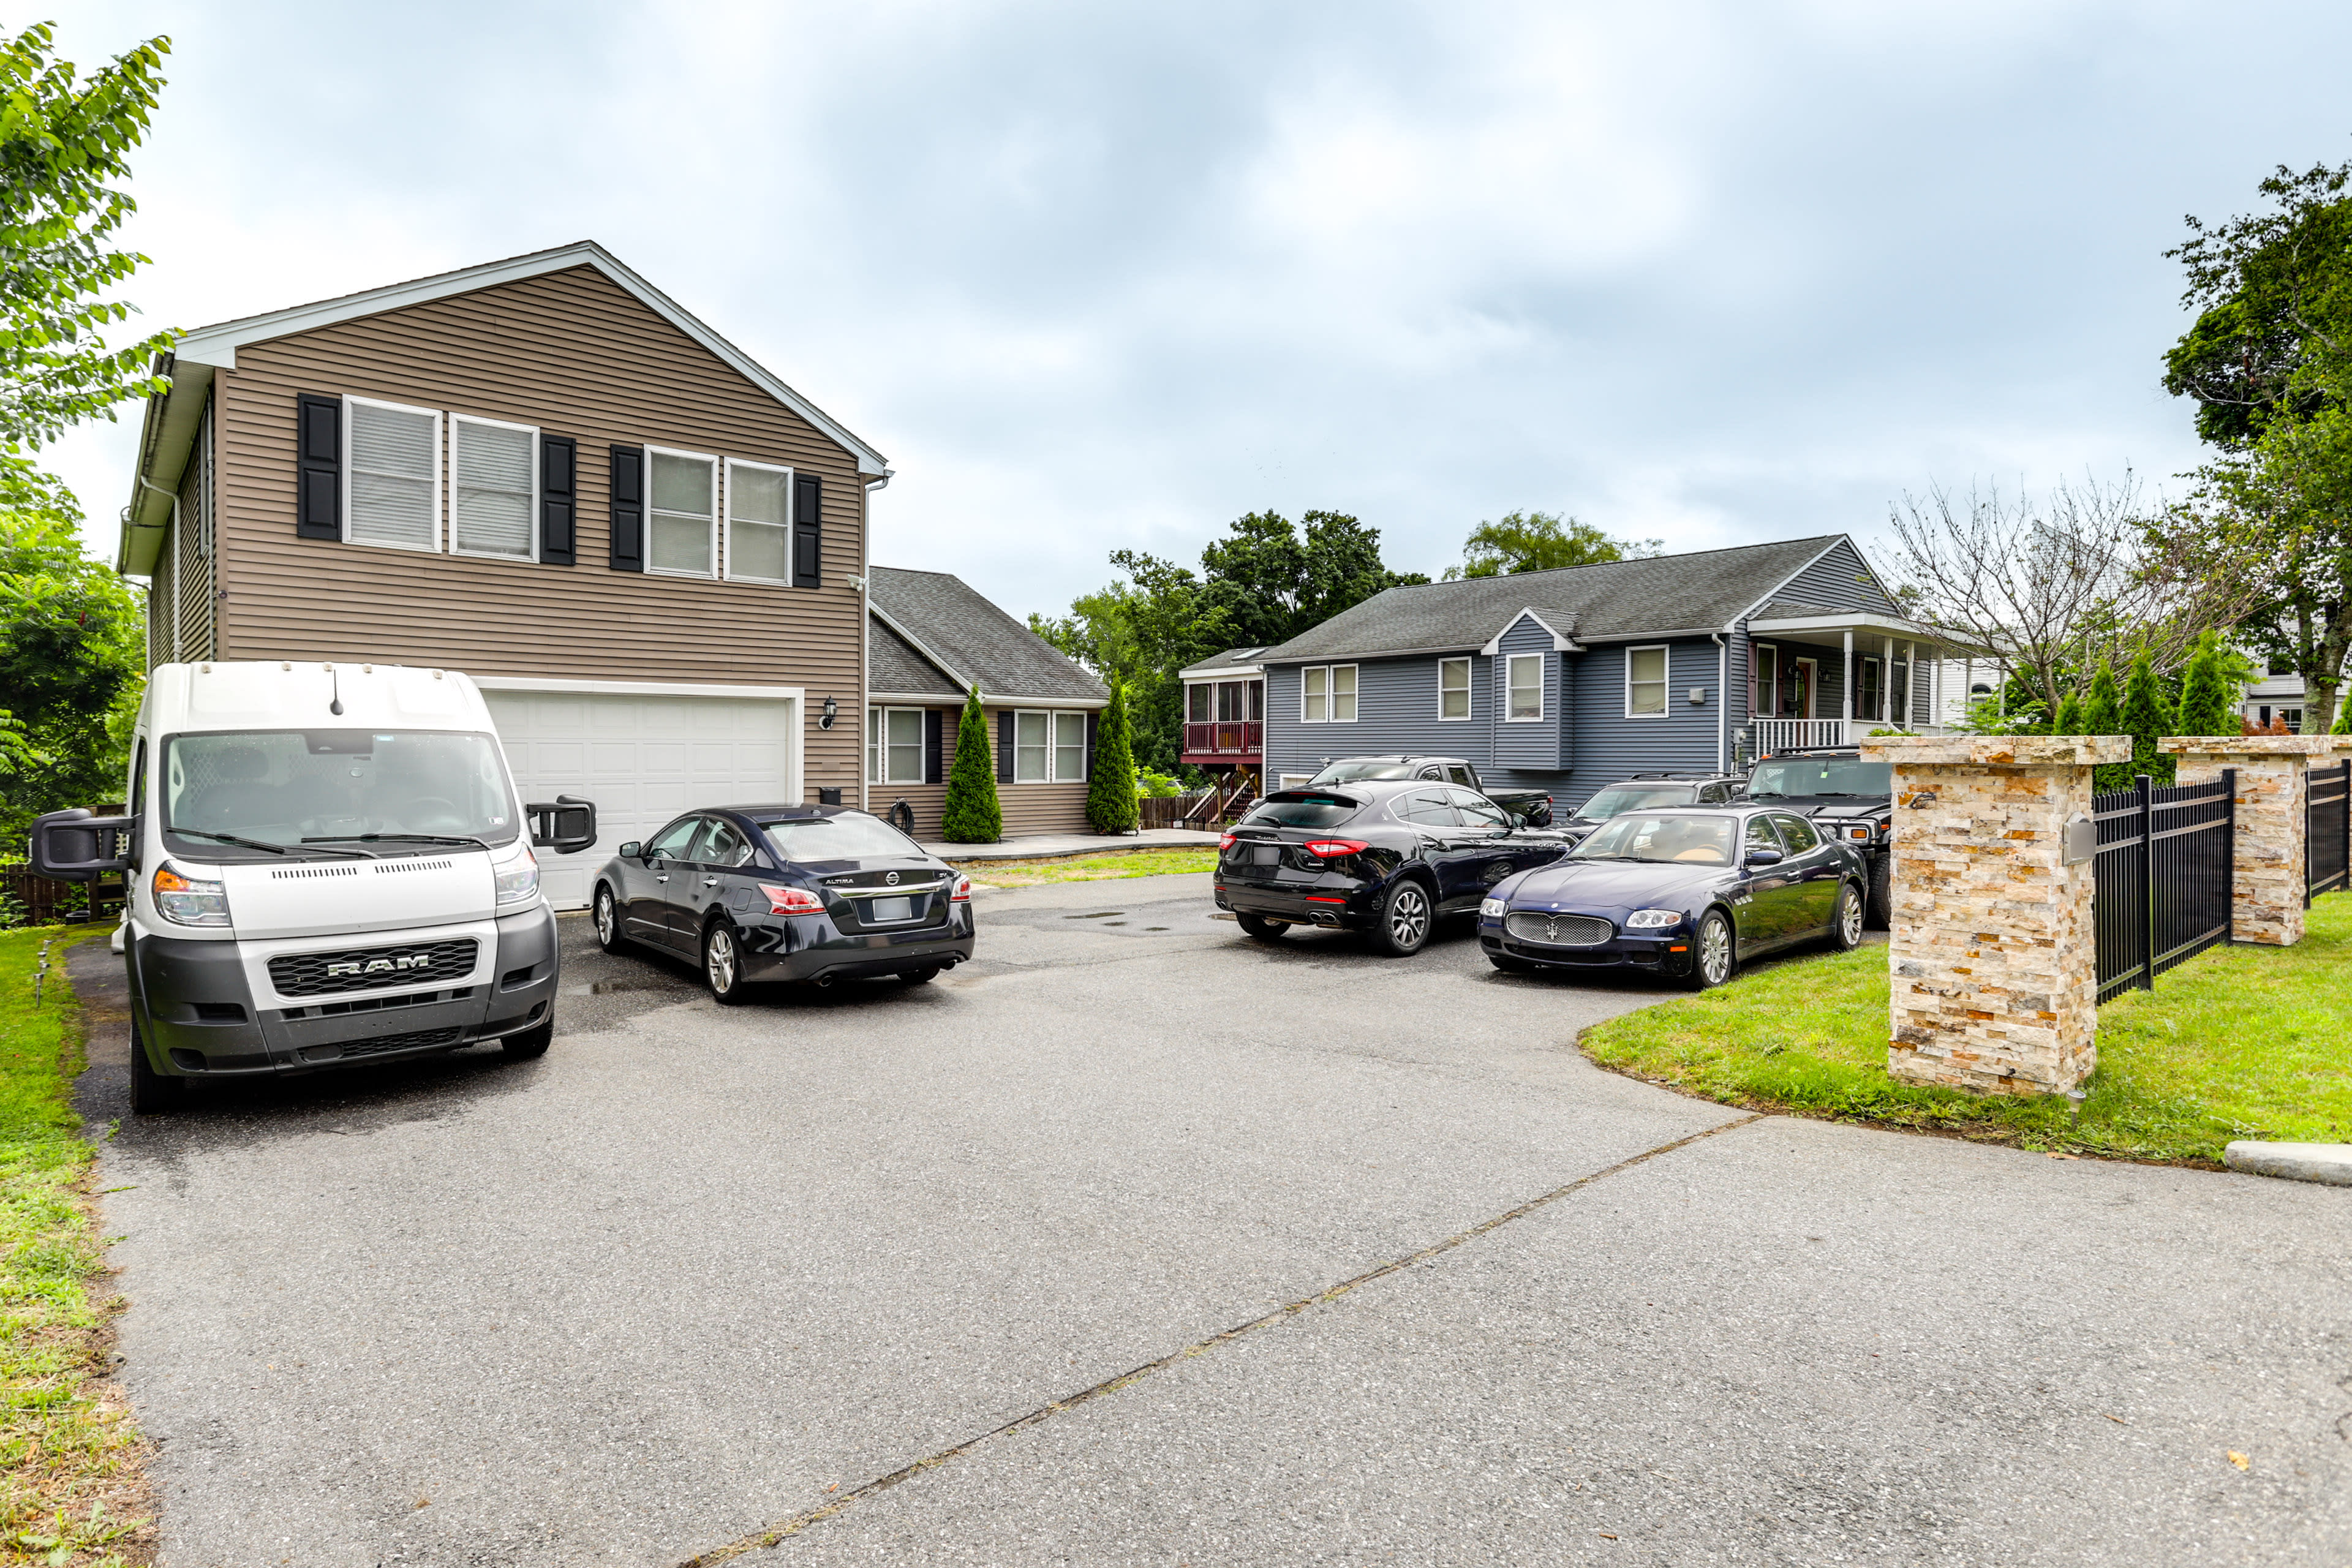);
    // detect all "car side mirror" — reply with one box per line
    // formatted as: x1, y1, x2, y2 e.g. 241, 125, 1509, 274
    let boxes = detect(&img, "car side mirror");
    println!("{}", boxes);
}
617, 841, 642, 860
1744, 847, 1784, 867
528, 795, 598, 855
30, 809, 135, 881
